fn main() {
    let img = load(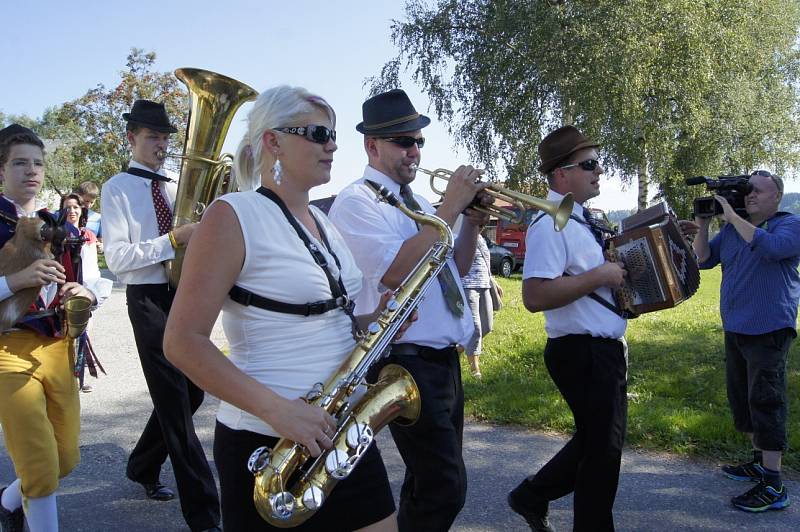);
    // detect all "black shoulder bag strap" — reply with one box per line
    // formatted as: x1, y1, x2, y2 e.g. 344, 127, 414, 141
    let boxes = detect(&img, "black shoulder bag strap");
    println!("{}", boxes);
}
228, 187, 361, 336
530, 211, 633, 319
